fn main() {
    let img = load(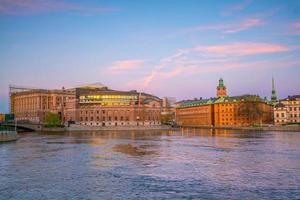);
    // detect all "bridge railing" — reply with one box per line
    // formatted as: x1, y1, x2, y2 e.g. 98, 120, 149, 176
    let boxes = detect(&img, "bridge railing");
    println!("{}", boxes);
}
0, 124, 15, 132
